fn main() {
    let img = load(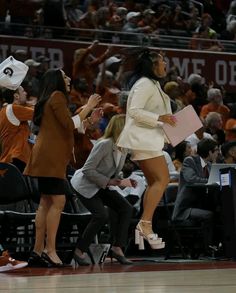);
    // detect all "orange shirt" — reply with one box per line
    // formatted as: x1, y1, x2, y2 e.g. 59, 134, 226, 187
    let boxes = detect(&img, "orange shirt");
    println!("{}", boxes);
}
200, 103, 230, 128
225, 118, 236, 141
0, 104, 33, 164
